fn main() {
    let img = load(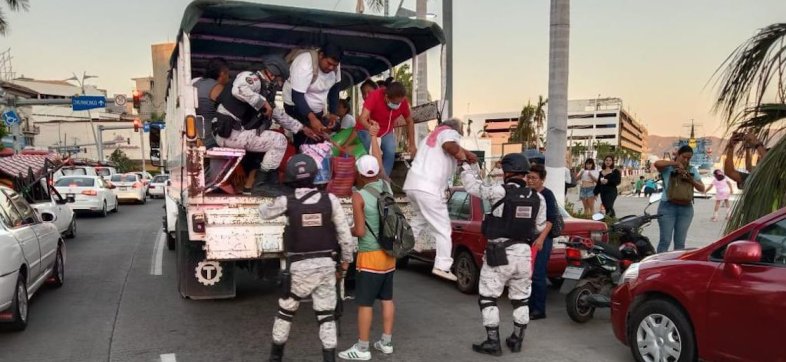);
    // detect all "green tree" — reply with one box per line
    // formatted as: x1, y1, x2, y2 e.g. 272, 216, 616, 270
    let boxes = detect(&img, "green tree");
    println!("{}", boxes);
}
594, 141, 613, 160
0, 0, 28, 36
392, 64, 413, 100
0, 123, 7, 149
510, 97, 546, 149
714, 23, 786, 232
109, 149, 134, 173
